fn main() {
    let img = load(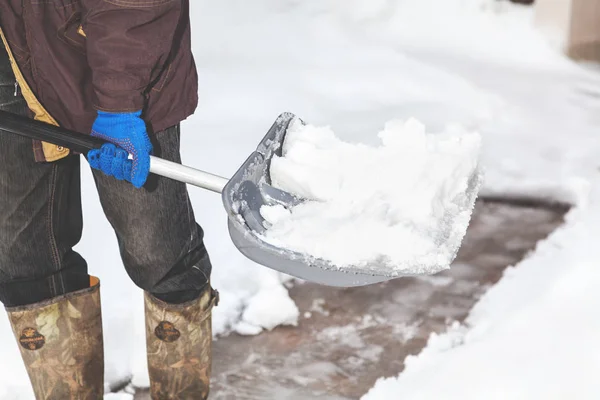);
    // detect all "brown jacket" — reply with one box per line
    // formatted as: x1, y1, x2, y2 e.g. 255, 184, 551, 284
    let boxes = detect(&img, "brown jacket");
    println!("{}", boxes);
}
0, 0, 198, 162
